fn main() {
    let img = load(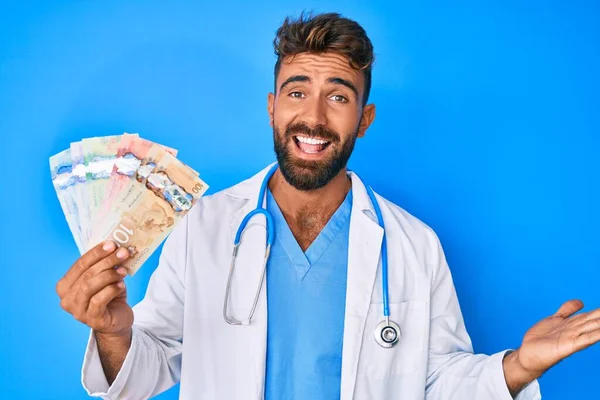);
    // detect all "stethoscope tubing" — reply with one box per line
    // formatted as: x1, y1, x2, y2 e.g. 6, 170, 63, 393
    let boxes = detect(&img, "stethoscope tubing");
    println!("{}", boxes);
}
224, 163, 398, 348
